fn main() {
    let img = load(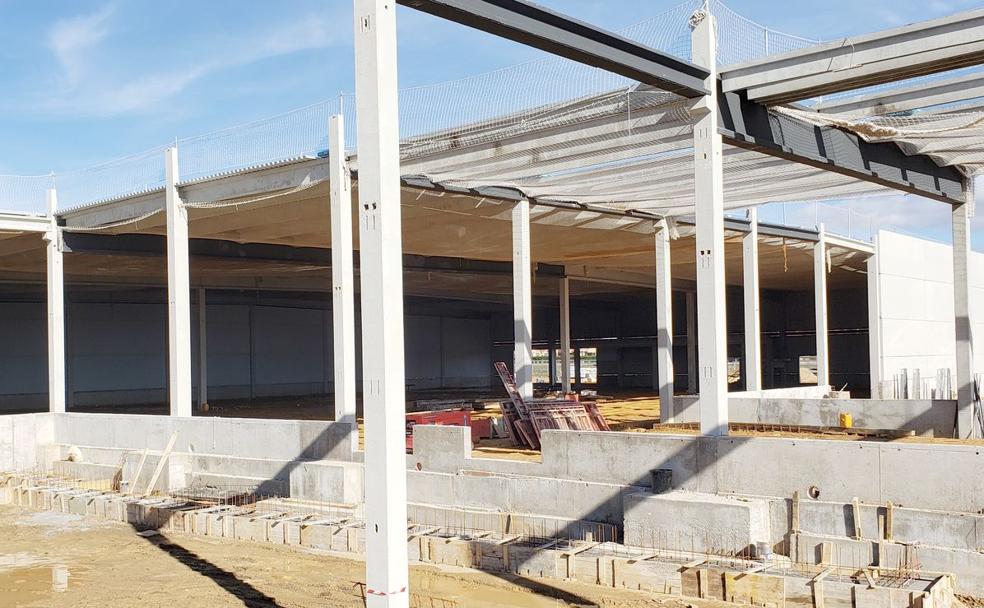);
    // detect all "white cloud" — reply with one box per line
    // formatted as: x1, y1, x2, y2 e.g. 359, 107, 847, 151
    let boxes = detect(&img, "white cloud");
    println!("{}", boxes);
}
37, 11, 340, 118
47, 5, 114, 86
